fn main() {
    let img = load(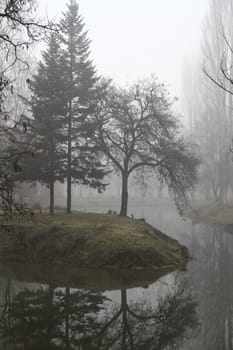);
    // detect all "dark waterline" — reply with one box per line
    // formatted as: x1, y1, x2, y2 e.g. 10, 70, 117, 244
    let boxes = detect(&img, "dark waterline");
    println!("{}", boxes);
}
0, 201, 231, 349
